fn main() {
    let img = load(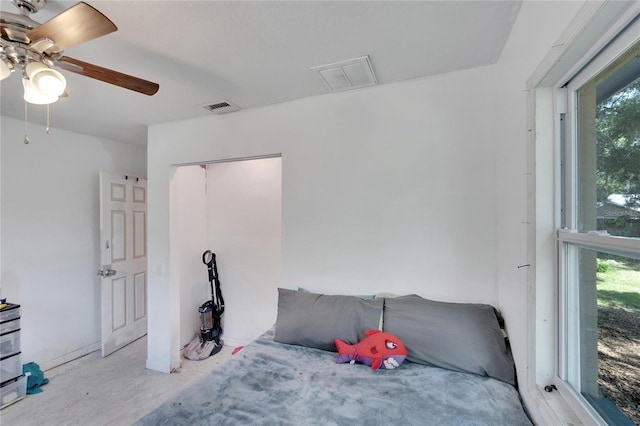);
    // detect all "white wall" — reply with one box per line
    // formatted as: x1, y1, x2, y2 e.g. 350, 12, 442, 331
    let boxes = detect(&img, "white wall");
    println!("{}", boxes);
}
205, 157, 281, 344
148, 64, 501, 373
492, 0, 586, 383
0, 115, 146, 369
171, 165, 208, 347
